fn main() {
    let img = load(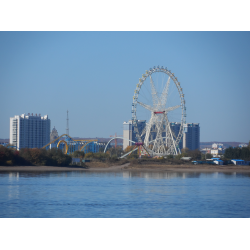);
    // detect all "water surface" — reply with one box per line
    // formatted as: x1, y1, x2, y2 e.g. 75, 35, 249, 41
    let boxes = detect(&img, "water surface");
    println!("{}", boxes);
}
0, 171, 249, 218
